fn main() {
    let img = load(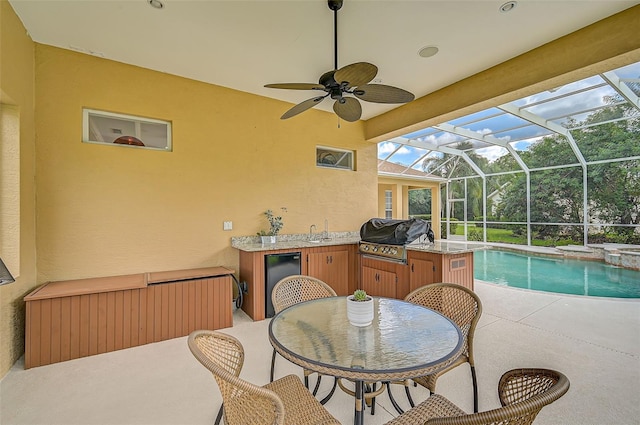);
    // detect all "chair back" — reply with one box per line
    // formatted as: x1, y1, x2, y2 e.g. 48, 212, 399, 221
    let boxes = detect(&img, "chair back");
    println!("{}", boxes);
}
188, 330, 285, 425
272, 275, 337, 314
426, 368, 570, 425
404, 283, 482, 360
